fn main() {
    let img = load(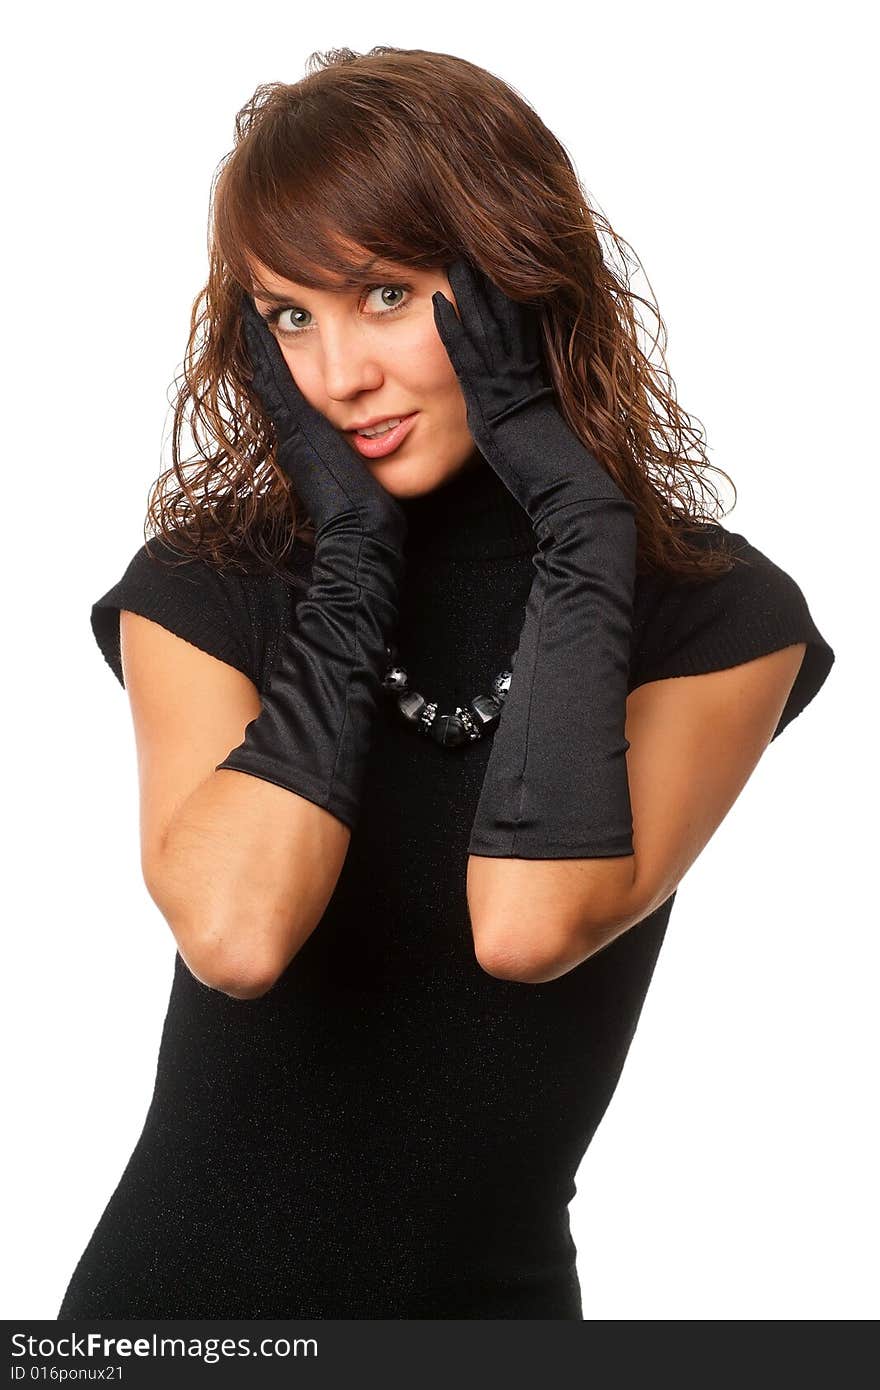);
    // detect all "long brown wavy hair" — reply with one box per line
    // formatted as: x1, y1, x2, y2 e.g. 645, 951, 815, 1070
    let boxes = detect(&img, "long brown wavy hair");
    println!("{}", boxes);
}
148, 45, 739, 584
